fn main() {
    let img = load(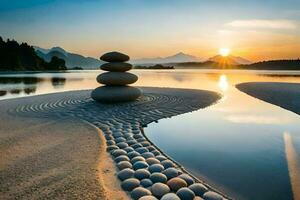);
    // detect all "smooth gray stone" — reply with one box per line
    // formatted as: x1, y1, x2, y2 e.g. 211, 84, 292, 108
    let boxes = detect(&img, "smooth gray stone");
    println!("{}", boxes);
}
128, 151, 141, 159
115, 138, 126, 144
112, 149, 127, 157
133, 161, 149, 170
151, 183, 170, 198
146, 158, 160, 165
161, 193, 181, 200
179, 174, 194, 186
142, 152, 155, 159
163, 168, 179, 179
203, 191, 223, 200
148, 164, 164, 173
100, 62, 132, 72
150, 172, 168, 183
106, 140, 115, 146
117, 168, 135, 181
131, 156, 146, 164
121, 178, 140, 191
140, 178, 153, 187
97, 72, 138, 86
167, 177, 187, 192
134, 169, 151, 180
156, 155, 167, 161
161, 160, 175, 169
124, 146, 134, 153
176, 187, 195, 200
115, 155, 130, 163
91, 86, 142, 103
139, 195, 158, 200
117, 142, 129, 149
131, 187, 152, 200
107, 145, 118, 152
117, 161, 132, 170
100, 51, 130, 62
188, 183, 208, 196
136, 147, 149, 154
